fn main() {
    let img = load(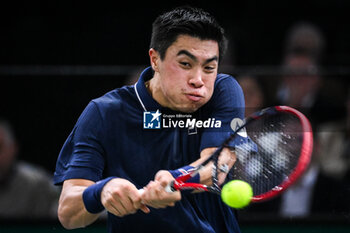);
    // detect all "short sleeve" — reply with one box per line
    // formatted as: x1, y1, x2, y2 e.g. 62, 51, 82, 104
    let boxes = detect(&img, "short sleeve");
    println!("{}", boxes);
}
54, 101, 106, 185
200, 75, 245, 151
